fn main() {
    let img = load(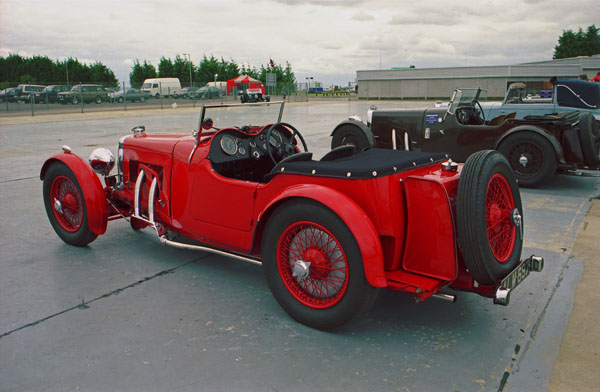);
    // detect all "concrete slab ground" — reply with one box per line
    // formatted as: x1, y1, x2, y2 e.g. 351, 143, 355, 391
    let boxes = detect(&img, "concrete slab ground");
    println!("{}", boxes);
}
1, 102, 599, 391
